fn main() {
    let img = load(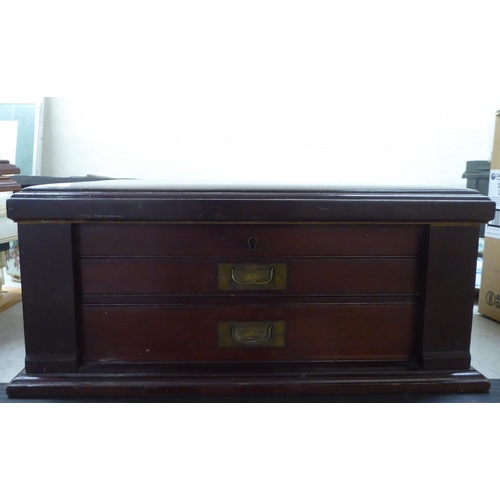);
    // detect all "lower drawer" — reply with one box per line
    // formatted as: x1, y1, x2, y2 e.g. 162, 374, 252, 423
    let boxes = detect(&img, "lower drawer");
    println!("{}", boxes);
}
81, 304, 418, 363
